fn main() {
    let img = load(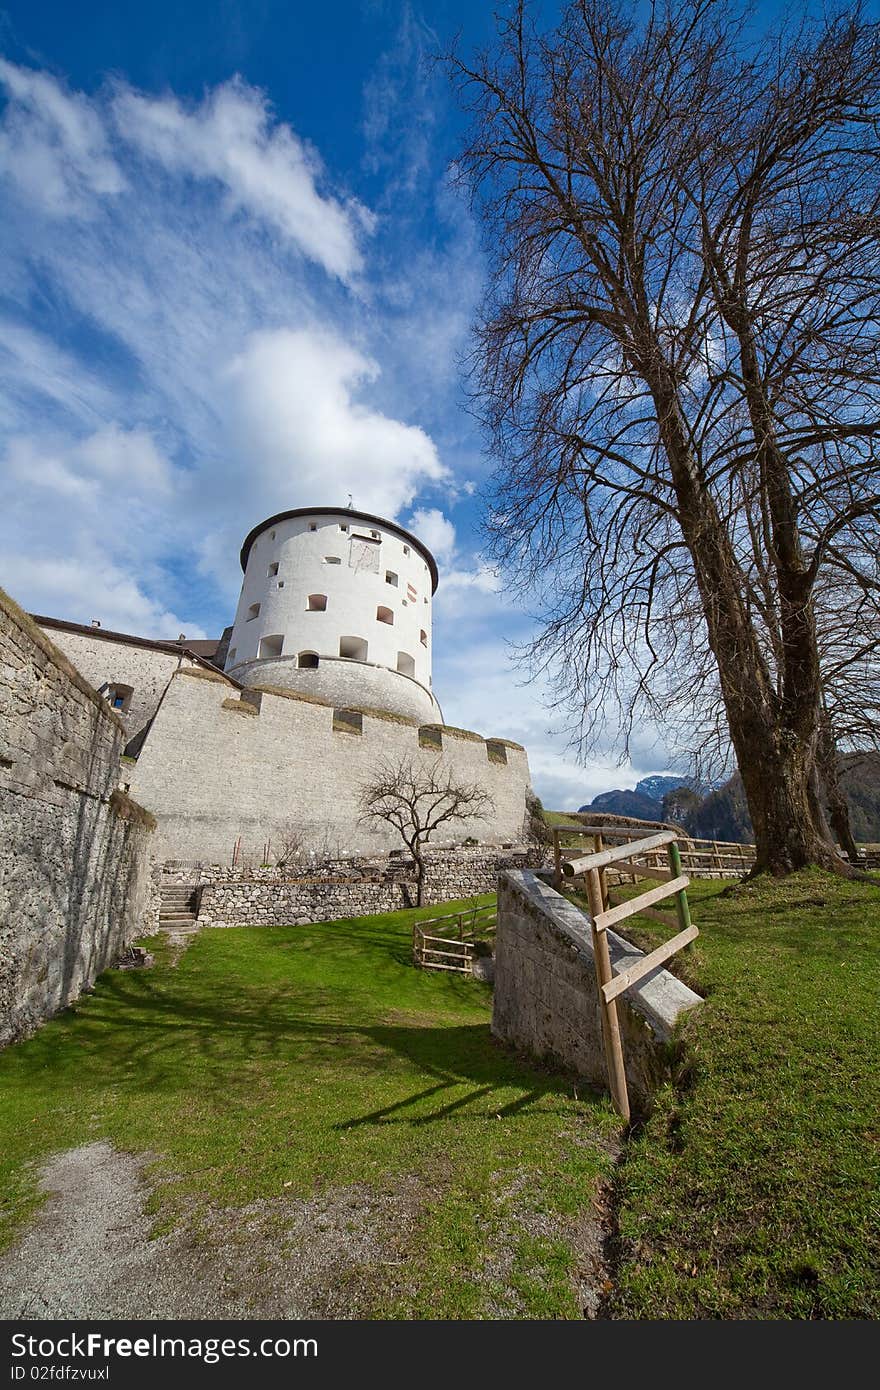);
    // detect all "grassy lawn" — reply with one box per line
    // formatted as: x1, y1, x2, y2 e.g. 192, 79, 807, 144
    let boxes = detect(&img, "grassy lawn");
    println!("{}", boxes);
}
0, 896, 620, 1320
604, 871, 880, 1319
